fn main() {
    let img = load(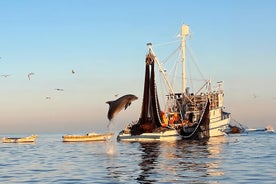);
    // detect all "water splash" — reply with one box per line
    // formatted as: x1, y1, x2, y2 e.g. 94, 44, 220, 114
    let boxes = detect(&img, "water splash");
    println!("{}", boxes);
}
106, 121, 117, 156
106, 139, 116, 155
